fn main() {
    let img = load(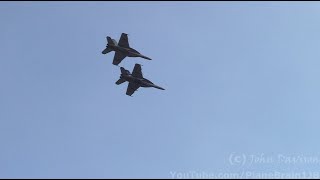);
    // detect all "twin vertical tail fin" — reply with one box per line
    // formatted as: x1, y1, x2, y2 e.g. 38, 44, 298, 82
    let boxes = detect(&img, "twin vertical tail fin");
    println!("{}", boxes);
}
115, 67, 130, 85
120, 67, 130, 75
107, 36, 117, 46
102, 36, 117, 54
